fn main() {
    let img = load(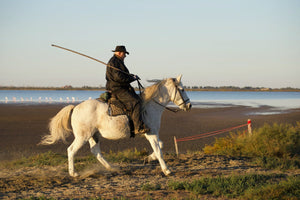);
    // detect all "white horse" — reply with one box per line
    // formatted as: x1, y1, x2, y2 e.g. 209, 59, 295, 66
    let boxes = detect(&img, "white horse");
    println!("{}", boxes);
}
40, 75, 191, 177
